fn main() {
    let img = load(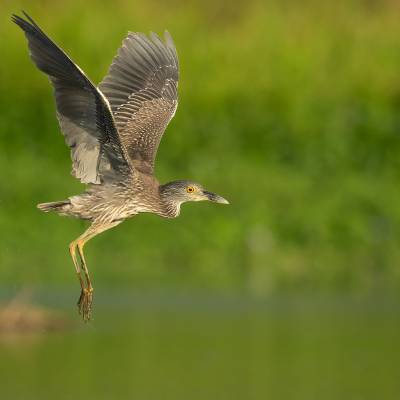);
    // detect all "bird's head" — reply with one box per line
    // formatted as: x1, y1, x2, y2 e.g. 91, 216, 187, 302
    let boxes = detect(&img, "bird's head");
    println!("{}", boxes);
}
160, 180, 229, 208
